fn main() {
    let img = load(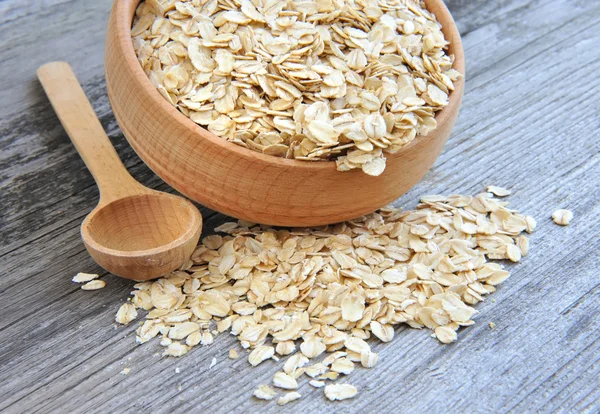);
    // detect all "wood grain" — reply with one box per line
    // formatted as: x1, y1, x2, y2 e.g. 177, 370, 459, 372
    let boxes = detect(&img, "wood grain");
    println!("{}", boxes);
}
104, 0, 464, 227
36, 61, 203, 280
0, 0, 599, 413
